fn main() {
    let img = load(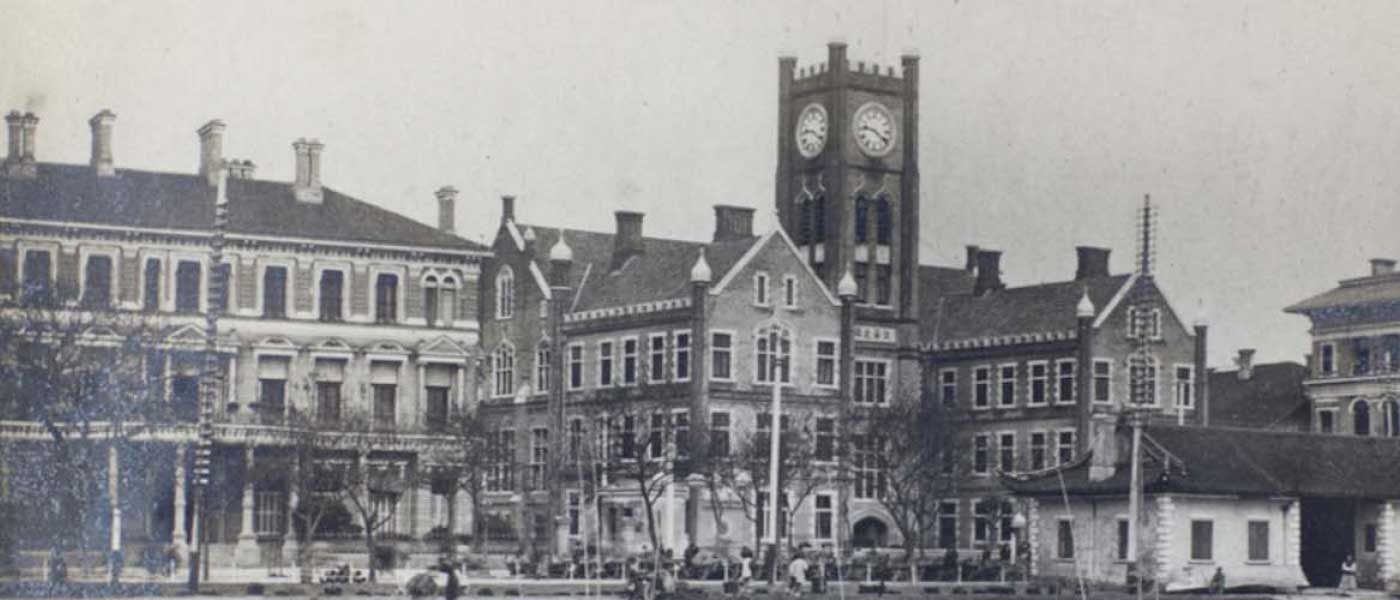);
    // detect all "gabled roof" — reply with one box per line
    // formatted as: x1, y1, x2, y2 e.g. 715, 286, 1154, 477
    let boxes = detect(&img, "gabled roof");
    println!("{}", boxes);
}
921, 273, 1131, 346
1207, 362, 1309, 430
1006, 425, 1400, 500
1286, 272, 1400, 314
0, 163, 485, 252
